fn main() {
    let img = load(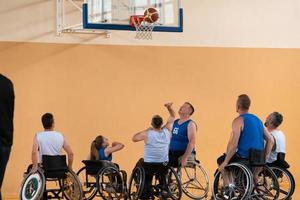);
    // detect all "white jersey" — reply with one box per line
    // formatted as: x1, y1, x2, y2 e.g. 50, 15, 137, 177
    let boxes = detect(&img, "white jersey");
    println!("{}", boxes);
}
267, 129, 286, 163
36, 131, 64, 162
144, 128, 171, 163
